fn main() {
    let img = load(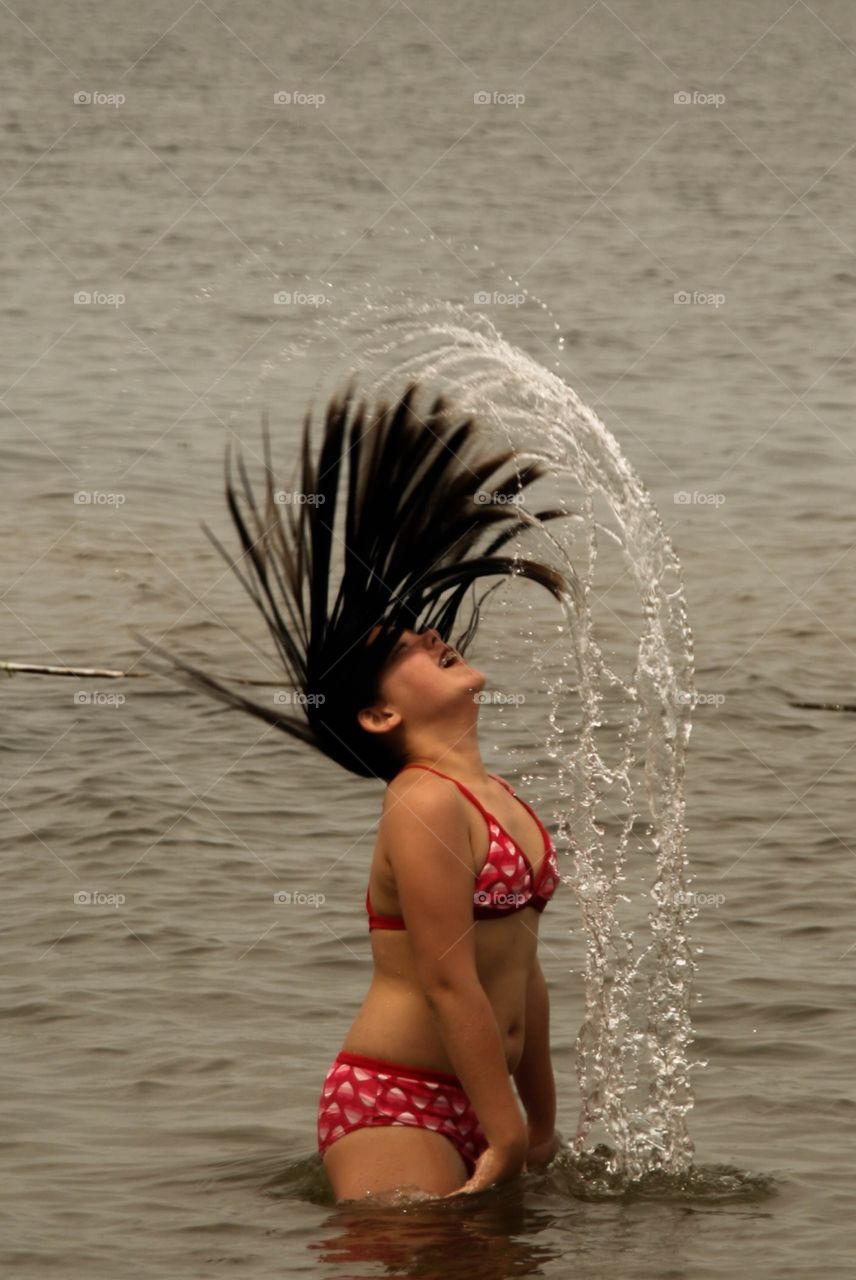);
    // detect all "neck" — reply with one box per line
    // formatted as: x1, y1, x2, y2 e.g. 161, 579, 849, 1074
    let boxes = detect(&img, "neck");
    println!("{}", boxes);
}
401, 719, 490, 785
